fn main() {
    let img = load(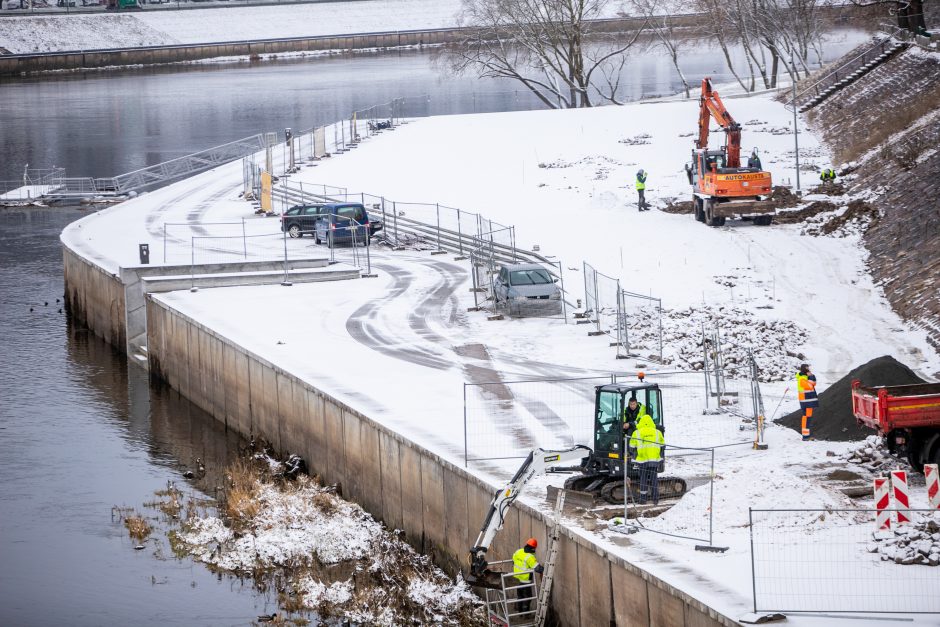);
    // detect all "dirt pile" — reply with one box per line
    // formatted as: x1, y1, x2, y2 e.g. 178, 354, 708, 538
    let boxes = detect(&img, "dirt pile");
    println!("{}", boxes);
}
776, 355, 925, 441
